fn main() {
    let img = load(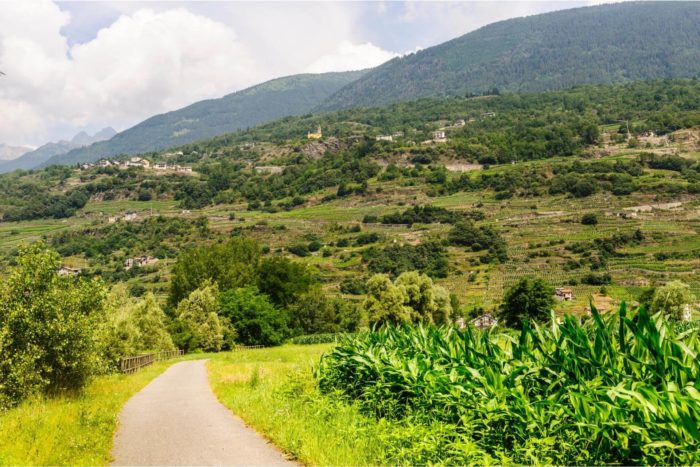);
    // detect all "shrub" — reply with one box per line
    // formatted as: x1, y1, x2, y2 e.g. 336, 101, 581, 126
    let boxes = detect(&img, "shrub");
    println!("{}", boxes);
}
0, 243, 107, 409
581, 213, 598, 225
288, 244, 310, 257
